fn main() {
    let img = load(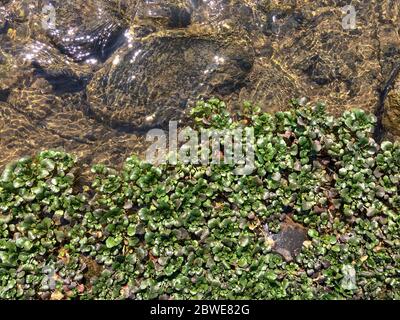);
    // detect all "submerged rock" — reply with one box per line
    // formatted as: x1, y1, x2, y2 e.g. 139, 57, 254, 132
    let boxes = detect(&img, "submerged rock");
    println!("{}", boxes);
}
135, 0, 192, 29
383, 76, 400, 140
0, 1, 123, 89
239, 1, 386, 116
0, 46, 22, 93
87, 32, 254, 130
191, 0, 264, 31
44, 0, 127, 62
